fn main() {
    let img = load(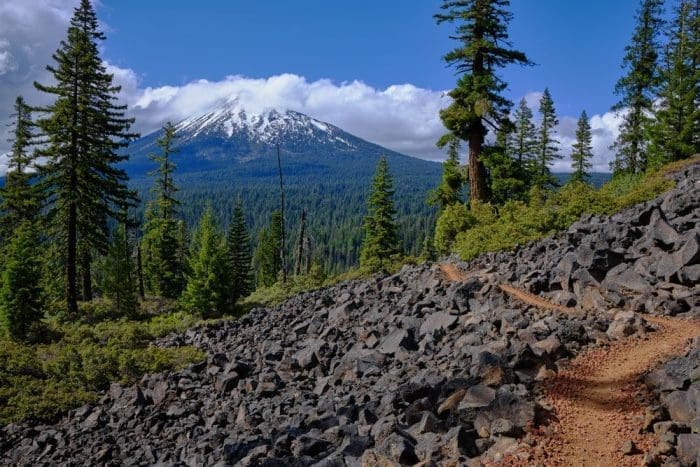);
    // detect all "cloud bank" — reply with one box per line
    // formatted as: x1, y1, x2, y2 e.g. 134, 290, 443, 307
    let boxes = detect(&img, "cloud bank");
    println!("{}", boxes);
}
0, 0, 620, 173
